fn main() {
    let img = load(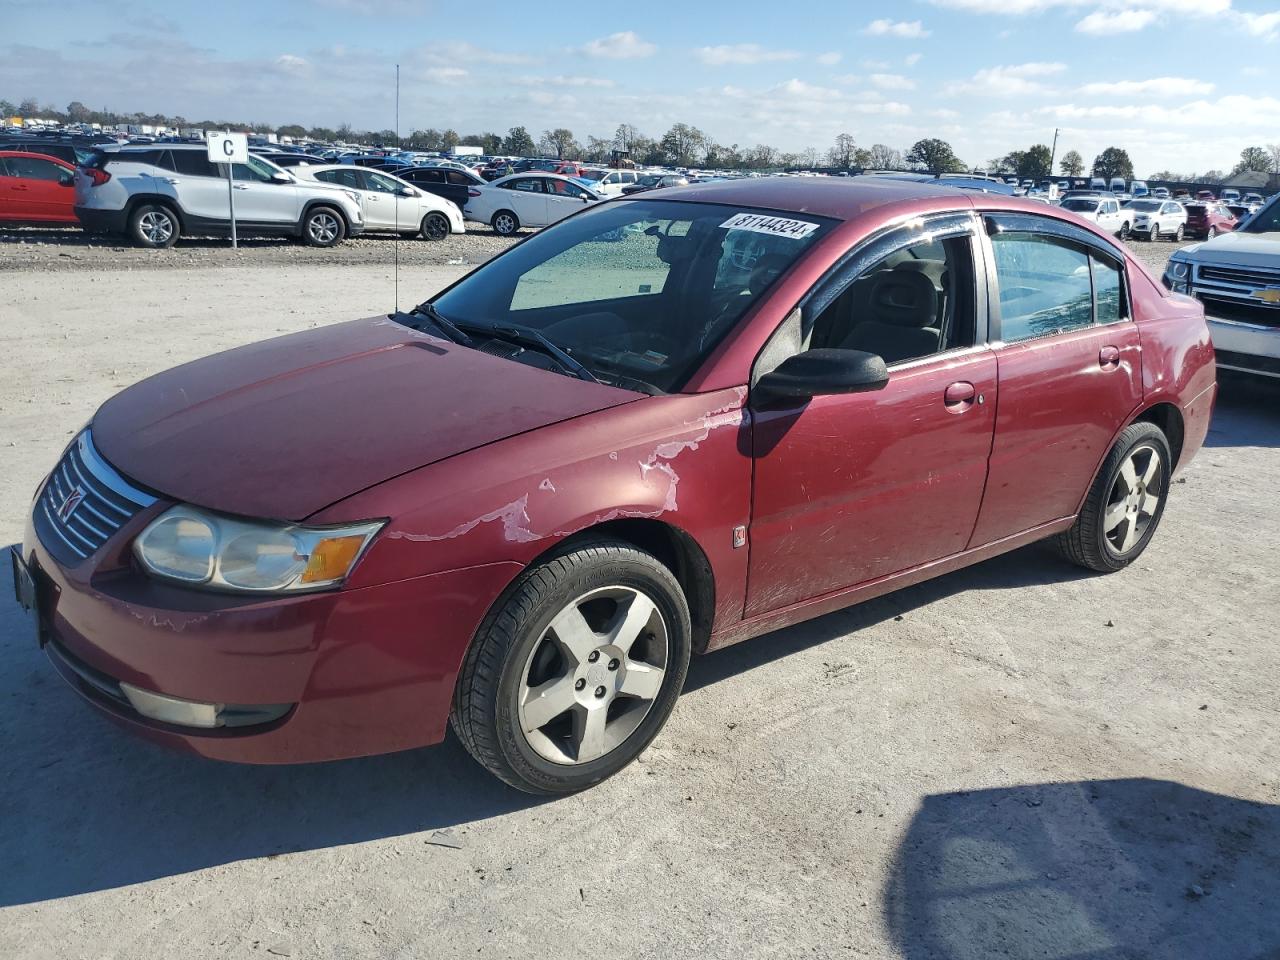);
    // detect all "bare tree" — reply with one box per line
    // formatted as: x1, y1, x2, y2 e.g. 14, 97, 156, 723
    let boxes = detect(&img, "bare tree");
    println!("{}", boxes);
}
867, 143, 902, 169
826, 132, 858, 169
